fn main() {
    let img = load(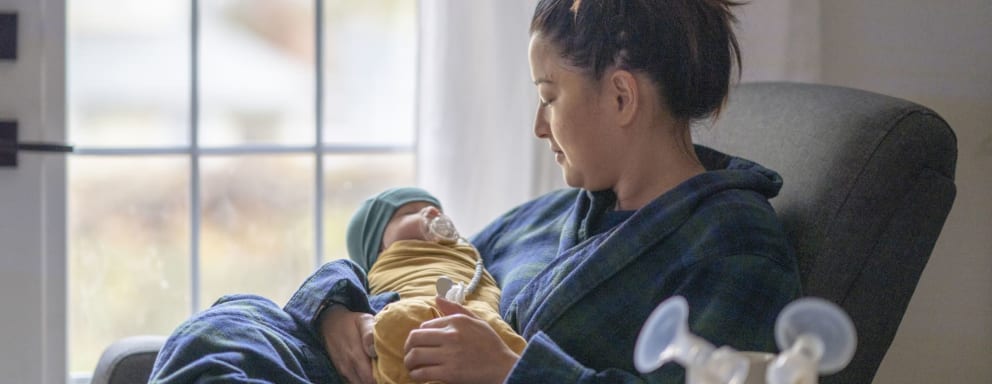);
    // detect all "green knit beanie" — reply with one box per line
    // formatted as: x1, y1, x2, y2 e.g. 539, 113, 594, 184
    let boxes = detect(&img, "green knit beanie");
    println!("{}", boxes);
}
345, 187, 442, 271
